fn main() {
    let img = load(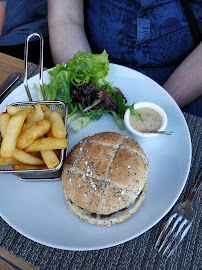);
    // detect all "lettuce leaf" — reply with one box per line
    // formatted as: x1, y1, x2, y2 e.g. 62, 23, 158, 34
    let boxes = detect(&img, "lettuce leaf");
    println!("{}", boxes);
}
110, 110, 125, 130
43, 77, 58, 101
67, 111, 83, 126
56, 70, 71, 103
85, 107, 105, 120
33, 83, 44, 100
128, 104, 143, 121
69, 116, 91, 132
66, 50, 109, 86
48, 63, 66, 78
33, 79, 59, 101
